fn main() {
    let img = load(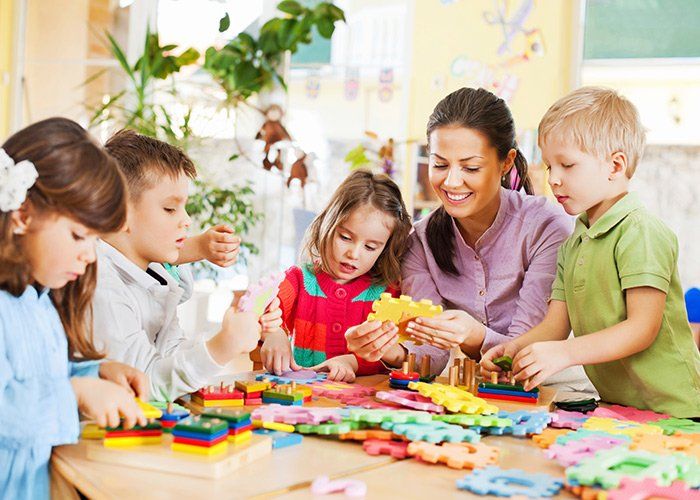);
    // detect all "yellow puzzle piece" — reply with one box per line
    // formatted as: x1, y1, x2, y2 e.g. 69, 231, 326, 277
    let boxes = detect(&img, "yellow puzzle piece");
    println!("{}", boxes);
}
408, 382, 498, 415
367, 293, 443, 343
582, 417, 663, 437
